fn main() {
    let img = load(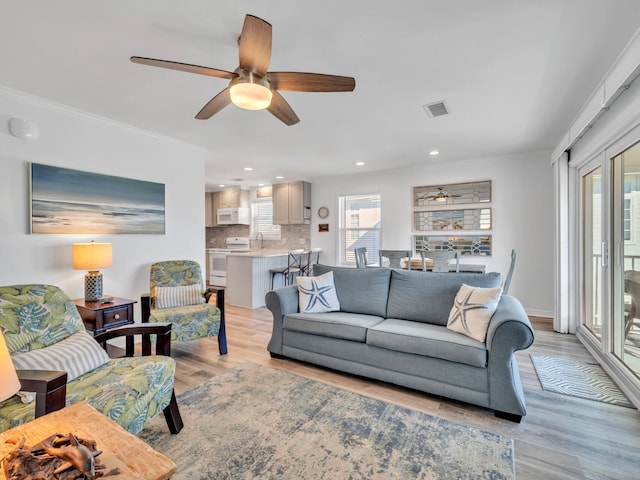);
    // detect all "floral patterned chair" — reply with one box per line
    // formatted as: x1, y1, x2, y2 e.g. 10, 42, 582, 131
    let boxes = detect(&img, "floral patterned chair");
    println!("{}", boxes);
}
141, 260, 227, 355
0, 284, 183, 435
